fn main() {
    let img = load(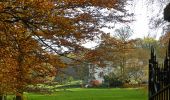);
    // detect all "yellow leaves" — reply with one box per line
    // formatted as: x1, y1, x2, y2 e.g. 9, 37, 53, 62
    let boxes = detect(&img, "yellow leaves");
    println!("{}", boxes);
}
0, 0, 127, 94
20, 39, 39, 53
160, 32, 170, 44
53, 16, 74, 30
45, 54, 66, 68
15, 0, 55, 10
35, 31, 45, 36
91, 0, 118, 8
60, 0, 118, 8
61, 0, 86, 5
30, 0, 55, 11
0, 3, 4, 12
39, 1, 54, 10
0, 57, 18, 93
